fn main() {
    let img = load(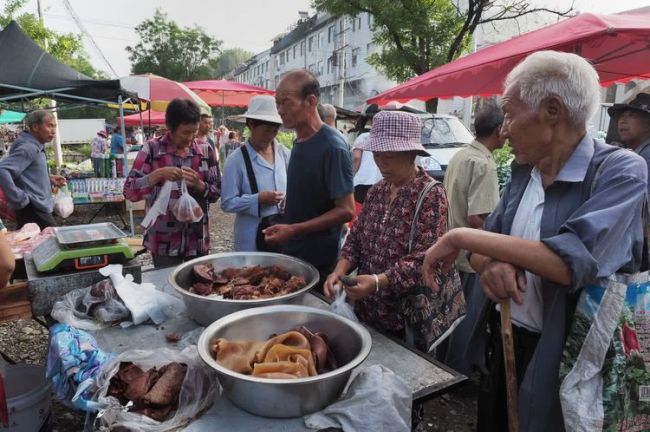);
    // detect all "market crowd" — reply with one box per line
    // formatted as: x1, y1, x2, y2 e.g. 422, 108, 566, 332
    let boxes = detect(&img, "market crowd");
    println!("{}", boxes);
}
0, 49, 649, 432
